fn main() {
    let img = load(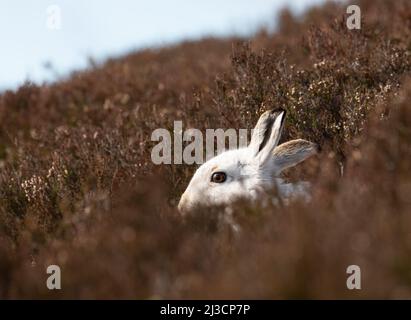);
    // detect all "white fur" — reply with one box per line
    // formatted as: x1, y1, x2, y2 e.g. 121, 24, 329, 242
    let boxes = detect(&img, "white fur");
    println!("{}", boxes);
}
178, 109, 318, 213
